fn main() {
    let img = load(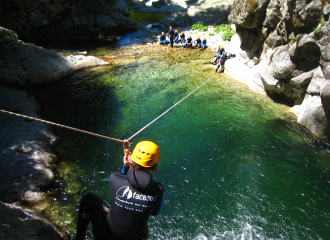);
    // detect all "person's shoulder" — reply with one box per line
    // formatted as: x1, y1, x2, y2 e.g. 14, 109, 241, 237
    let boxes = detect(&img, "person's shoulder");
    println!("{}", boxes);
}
111, 171, 126, 178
